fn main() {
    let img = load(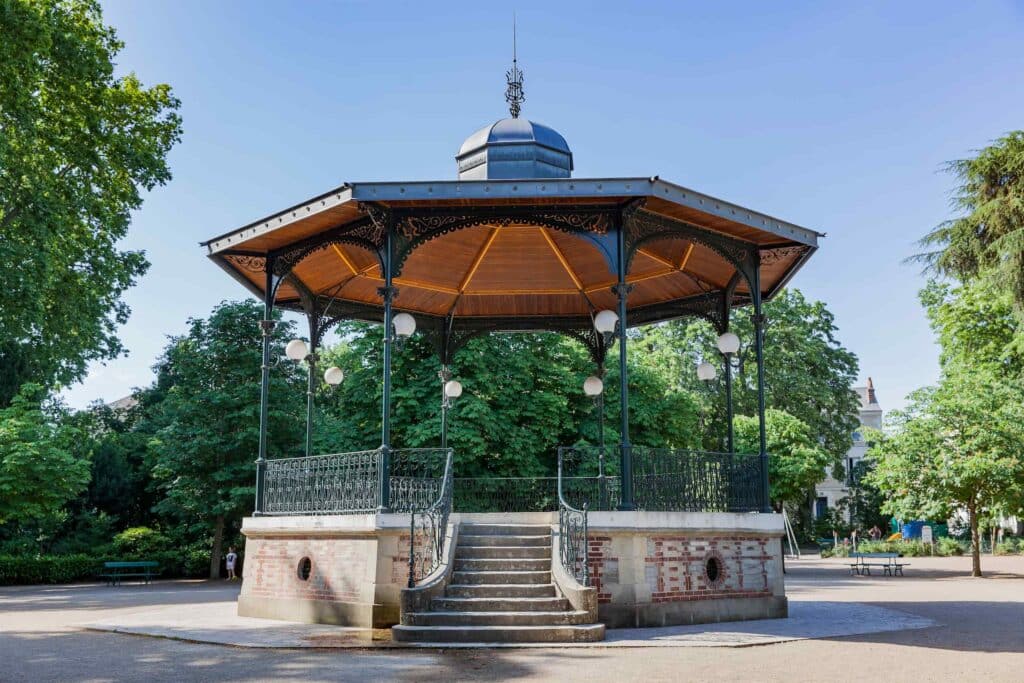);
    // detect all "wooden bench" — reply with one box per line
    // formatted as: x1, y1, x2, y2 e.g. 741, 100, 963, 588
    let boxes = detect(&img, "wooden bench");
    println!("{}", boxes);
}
99, 561, 160, 586
849, 552, 908, 576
